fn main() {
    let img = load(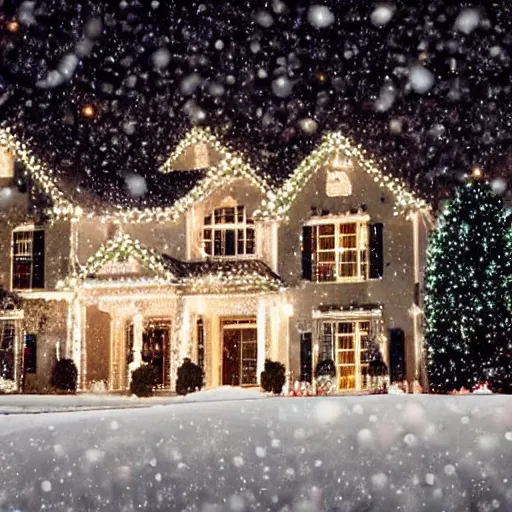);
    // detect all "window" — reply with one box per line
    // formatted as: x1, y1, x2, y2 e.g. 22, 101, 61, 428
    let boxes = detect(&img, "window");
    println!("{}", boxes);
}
302, 220, 384, 282
12, 227, 45, 290
319, 319, 371, 390
203, 205, 255, 257
311, 221, 369, 282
